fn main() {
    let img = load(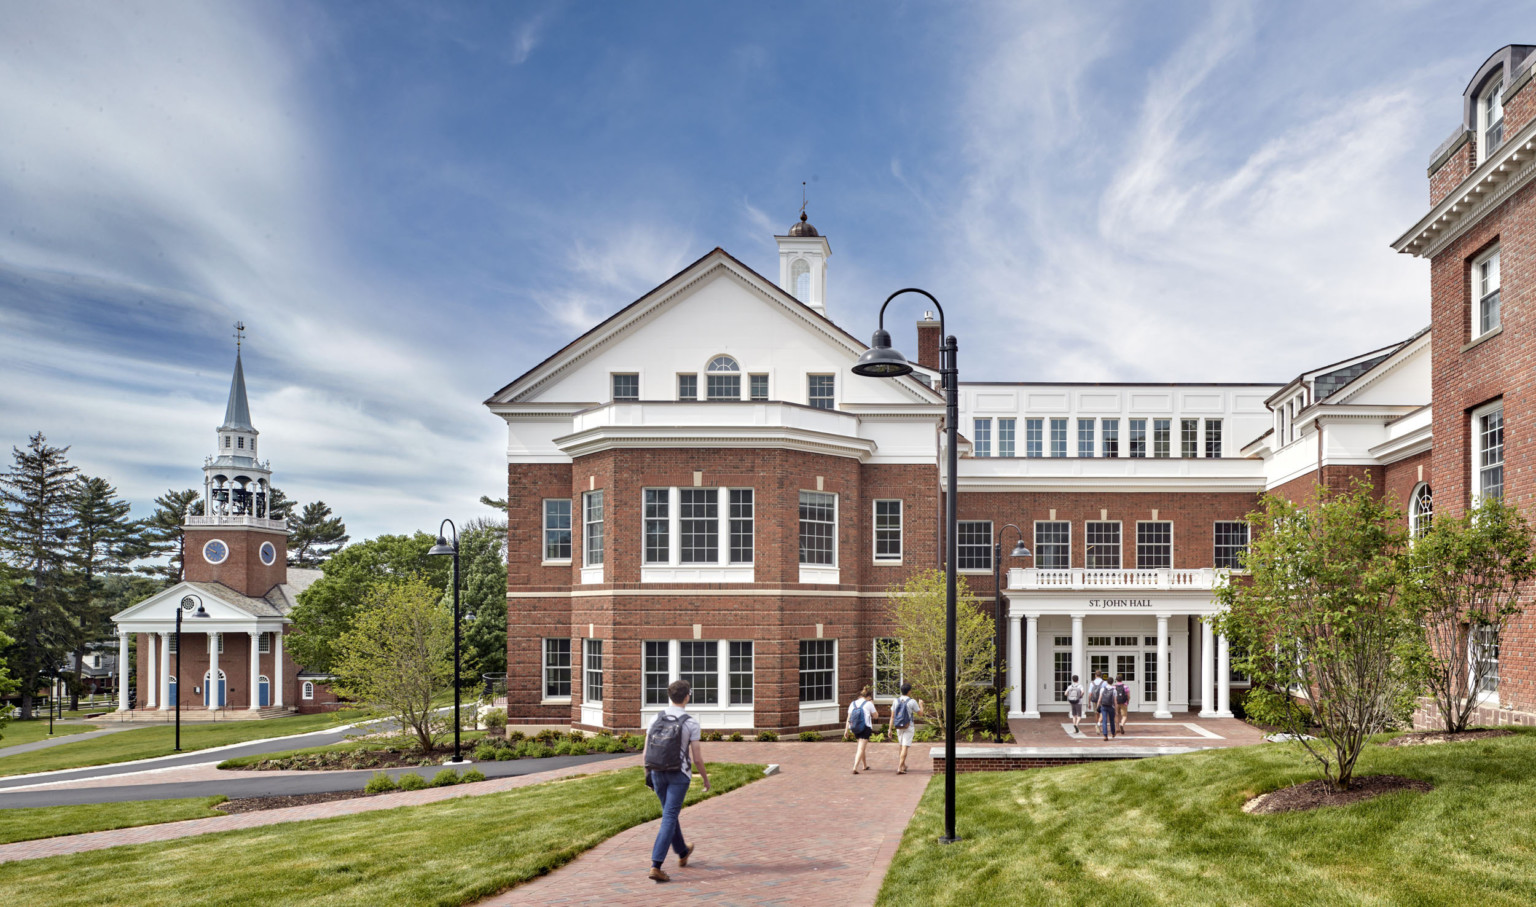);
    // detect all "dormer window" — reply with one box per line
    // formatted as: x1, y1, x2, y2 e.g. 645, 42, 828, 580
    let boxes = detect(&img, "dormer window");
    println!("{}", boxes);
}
1474, 244, 1501, 338
706, 356, 741, 400
1479, 78, 1505, 163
